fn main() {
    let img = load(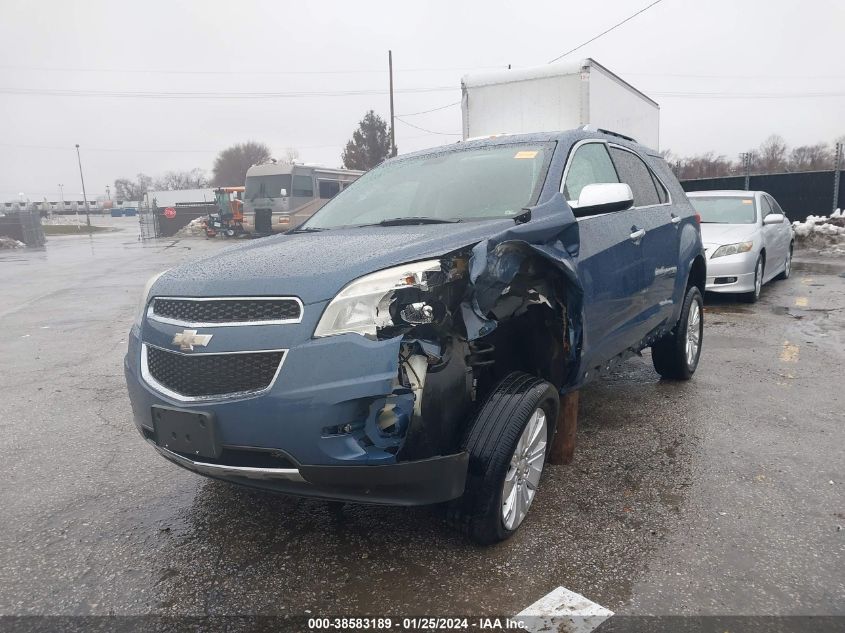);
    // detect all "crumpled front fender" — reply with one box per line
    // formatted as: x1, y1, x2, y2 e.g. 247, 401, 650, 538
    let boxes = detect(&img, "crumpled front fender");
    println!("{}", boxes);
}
461, 193, 585, 388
